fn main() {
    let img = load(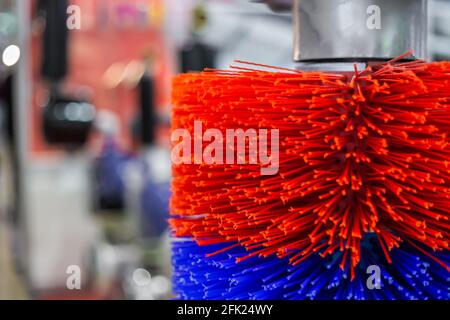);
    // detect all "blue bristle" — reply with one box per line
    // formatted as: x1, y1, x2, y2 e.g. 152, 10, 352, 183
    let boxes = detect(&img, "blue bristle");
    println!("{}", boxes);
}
172, 236, 449, 300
